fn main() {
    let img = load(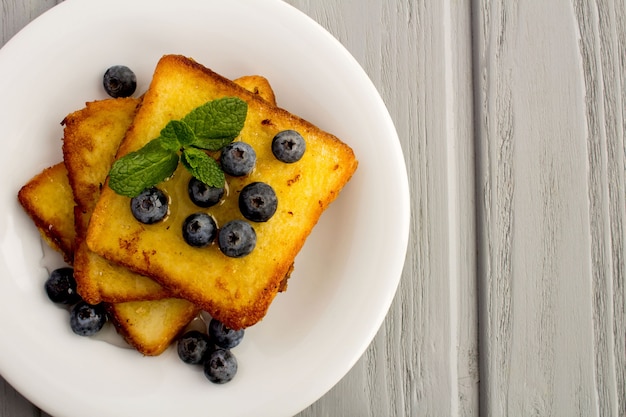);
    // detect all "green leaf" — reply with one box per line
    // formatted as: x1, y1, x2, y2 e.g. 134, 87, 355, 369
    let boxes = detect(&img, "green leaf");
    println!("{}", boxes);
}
158, 120, 196, 151
183, 97, 248, 150
108, 139, 180, 197
181, 148, 225, 188
107, 96, 248, 198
